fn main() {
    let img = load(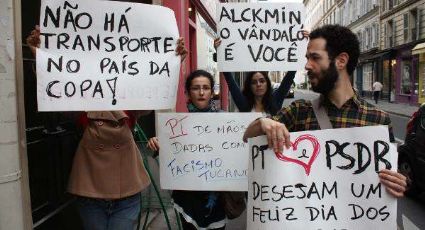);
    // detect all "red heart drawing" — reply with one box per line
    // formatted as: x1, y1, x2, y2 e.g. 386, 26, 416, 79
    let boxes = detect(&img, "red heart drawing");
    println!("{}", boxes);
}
274, 134, 320, 175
